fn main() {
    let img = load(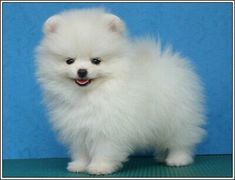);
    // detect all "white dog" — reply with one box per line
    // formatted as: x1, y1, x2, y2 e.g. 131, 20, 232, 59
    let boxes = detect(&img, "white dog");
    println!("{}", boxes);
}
36, 8, 206, 175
